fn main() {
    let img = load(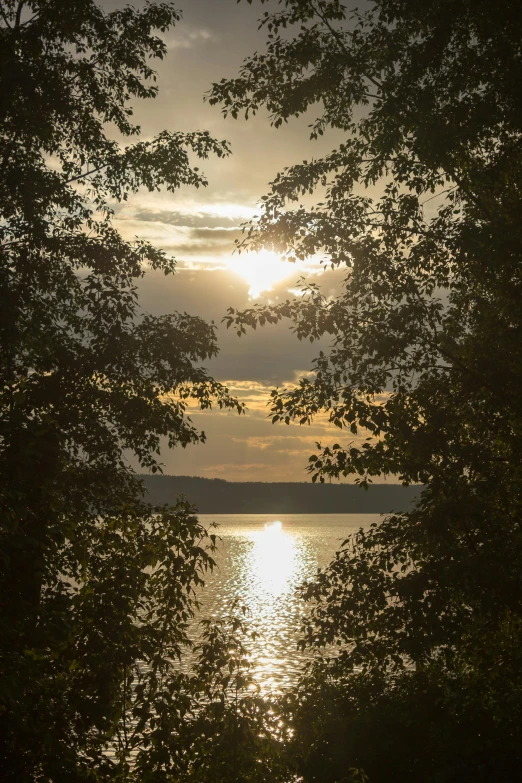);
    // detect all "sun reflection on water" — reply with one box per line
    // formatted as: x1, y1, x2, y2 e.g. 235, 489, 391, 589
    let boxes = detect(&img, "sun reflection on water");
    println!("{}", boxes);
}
195, 518, 315, 693
238, 520, 312, 691
248, 520, 295, 598
195, 514, 376, 694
